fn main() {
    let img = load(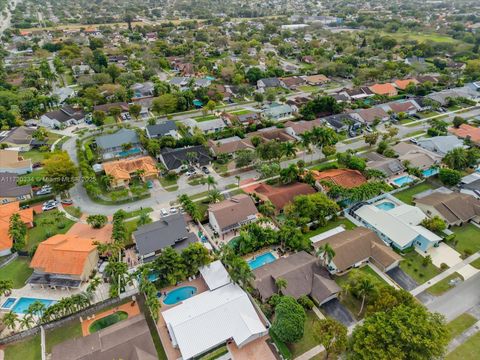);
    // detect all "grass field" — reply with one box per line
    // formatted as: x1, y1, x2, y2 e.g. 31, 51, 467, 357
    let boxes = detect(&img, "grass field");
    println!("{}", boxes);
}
0, 258, 33, 288
27, 210, 75, 250
193, 114, 218, 122
381, 31, 458, 43
427, 272, 463, 296
399, 251, 441, 284
449, 224, 480, 255
394, 182, 435, 204
447, 313, 478, 339
63, 206, 82, 218
303, 217, 356, 241
4, 335, 41, 360
447, 331, 480, 360
20, 149, 51, 163
45, 320, 82, 353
